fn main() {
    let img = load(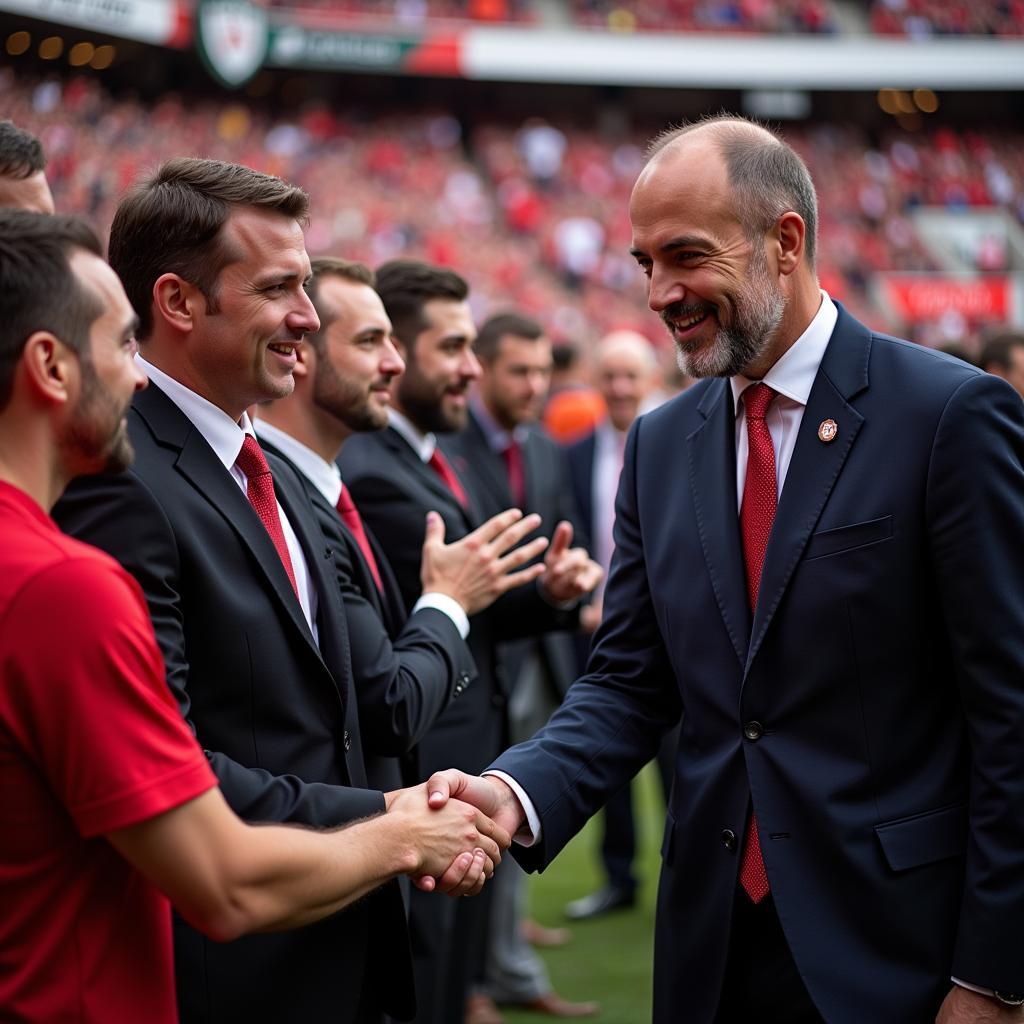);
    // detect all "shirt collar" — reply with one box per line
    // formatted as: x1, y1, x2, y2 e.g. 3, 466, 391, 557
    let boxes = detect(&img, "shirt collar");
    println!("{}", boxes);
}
388, 408, 436, 463
137, 355, 254, 469
252, 420, 342, 508
730, 291, 837, 414
470, 395, 529, 453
